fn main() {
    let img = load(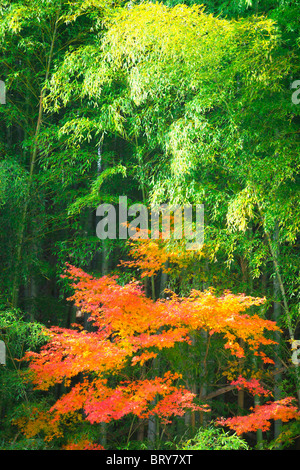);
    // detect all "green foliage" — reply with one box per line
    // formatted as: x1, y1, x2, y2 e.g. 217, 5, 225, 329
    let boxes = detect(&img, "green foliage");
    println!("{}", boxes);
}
68, 163, 127, 215
267, 420, 300, 450
0, 308, 46, 357
0, 308, 49, 448
44, 1, 300, 325
0, 436, 55, 450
